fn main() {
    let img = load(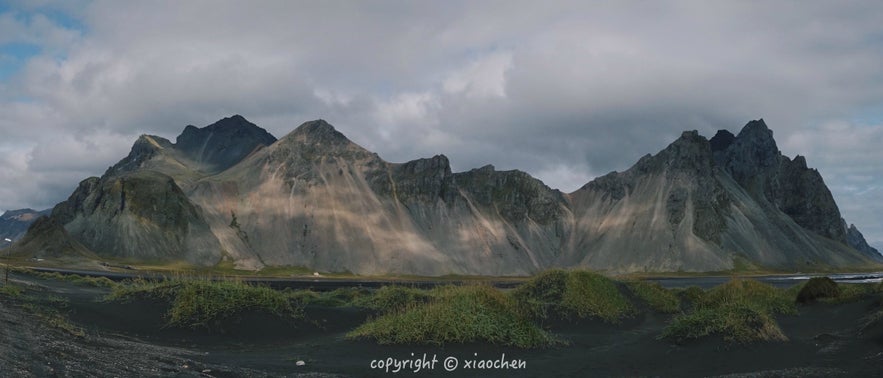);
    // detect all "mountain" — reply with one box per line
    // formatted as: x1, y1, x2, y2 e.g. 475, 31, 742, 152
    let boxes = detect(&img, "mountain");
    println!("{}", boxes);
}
845, 221, 880, 258
12, 116, 881, 274
0, 208, 51, 243
34, 115, 277, 265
